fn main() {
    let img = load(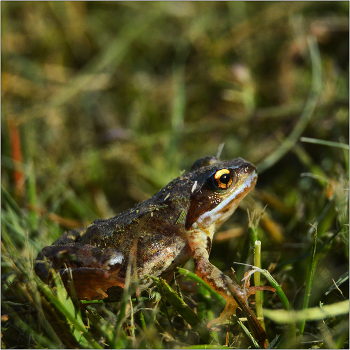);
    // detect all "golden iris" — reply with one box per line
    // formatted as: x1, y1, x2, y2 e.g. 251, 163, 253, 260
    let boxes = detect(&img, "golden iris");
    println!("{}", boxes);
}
214, 169, 232, 189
